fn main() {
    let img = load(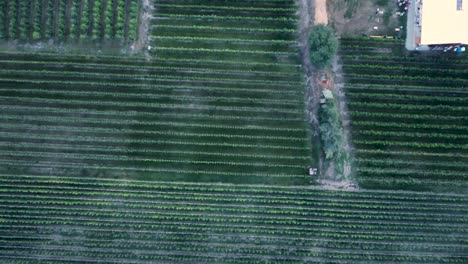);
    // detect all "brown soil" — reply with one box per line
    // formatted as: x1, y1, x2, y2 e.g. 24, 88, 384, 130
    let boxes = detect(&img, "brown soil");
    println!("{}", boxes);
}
134, 0, 153, 53
332, 56, 356, 187
315, 0, 328, 25
317, 179, 358, 190
328, 0, 401, 36
299, 0, 357, 189
297, 0, 323, 176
